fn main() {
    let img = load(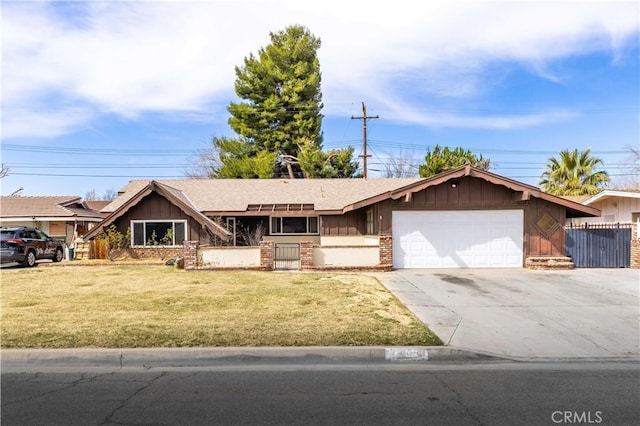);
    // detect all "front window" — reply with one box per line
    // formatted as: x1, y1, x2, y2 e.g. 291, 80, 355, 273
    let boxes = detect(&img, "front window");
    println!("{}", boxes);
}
270, 216, 319, 235
131, 220, 187, 247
